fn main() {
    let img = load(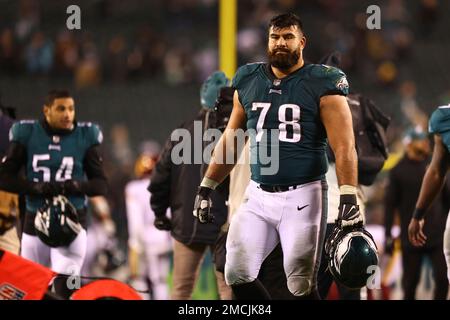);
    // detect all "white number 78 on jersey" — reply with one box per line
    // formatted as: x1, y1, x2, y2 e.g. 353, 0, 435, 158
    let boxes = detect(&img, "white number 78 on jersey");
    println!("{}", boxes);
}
252, 102, 301, 143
